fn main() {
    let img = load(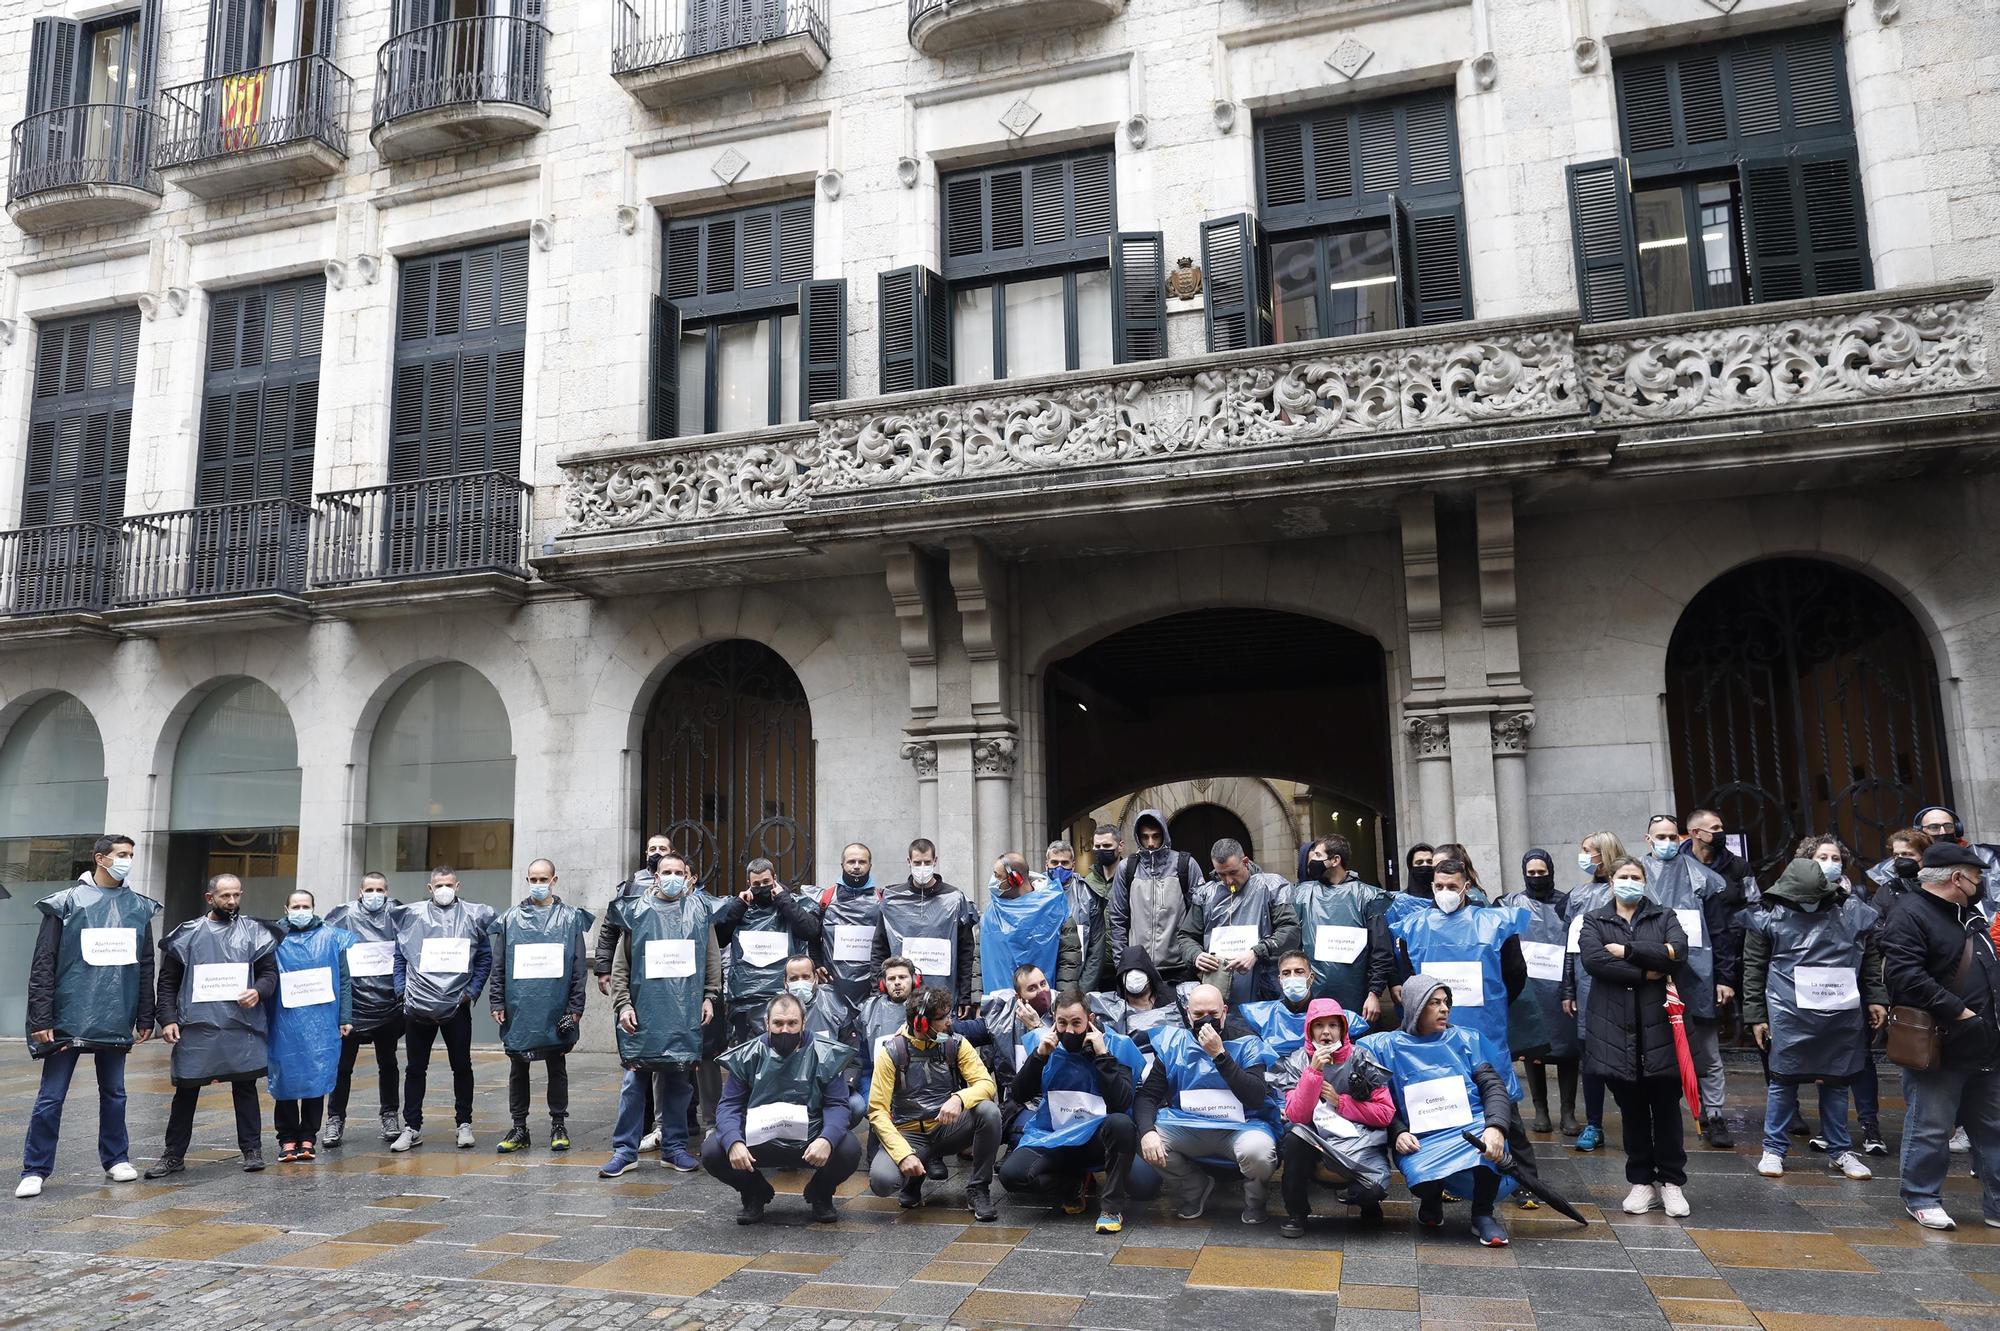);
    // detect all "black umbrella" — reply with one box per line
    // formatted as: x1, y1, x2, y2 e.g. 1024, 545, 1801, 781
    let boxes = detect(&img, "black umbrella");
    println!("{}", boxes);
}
1460, 1130, 1590, 1226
